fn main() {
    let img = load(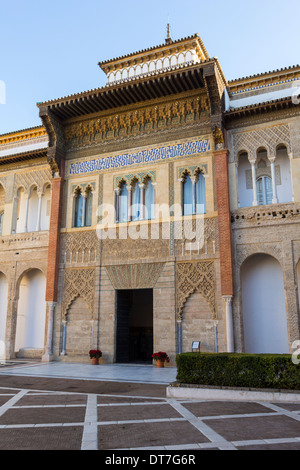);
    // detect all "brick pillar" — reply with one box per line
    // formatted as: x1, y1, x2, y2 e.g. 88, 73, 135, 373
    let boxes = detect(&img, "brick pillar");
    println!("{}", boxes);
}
46, 176, 64, 302
42, 172, 64, 362
214, 149, 234, 297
